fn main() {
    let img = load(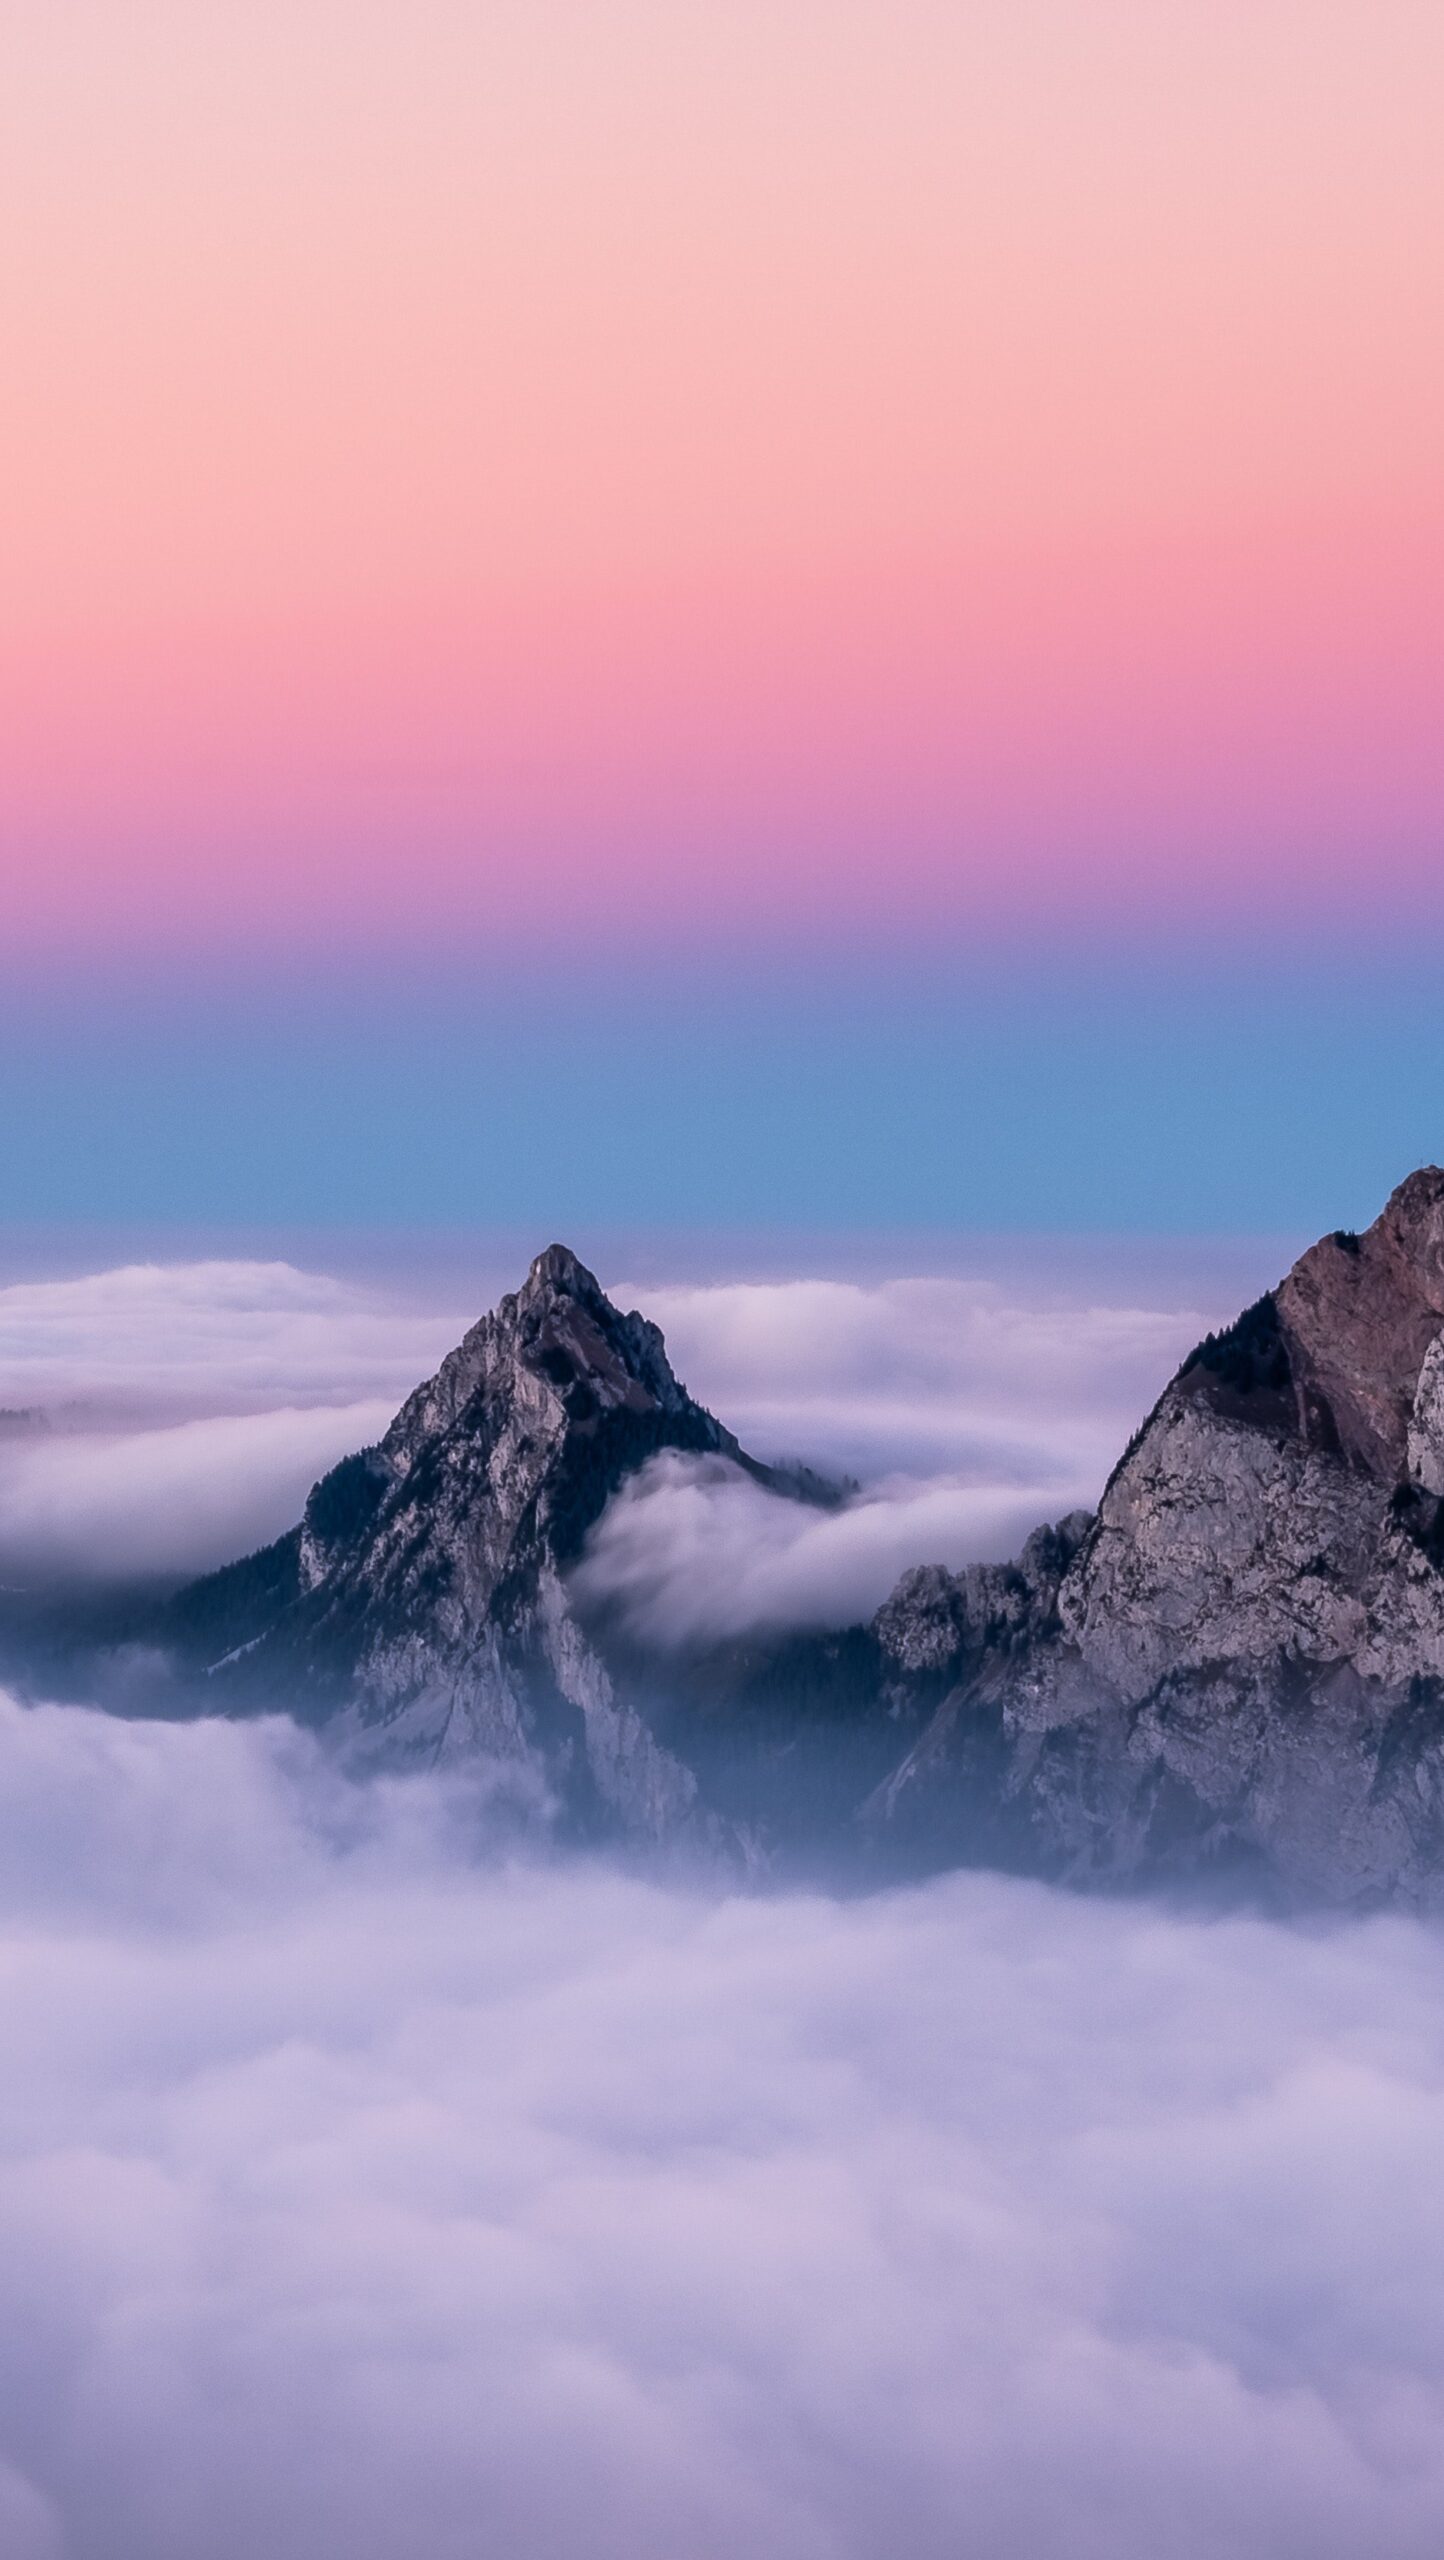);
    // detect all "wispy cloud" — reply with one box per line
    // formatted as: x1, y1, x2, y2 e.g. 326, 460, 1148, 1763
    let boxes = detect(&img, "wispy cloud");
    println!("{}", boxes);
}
579, 1276, 1212, 1640
571, 1449, 1085, 1645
